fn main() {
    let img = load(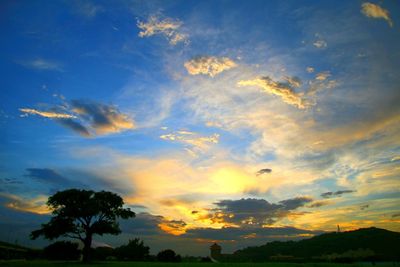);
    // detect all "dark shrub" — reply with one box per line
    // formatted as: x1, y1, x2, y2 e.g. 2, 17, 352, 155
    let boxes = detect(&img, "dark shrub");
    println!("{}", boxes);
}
200, 256, 212, 262
43, 241, 80, 260
115, 238, 150, 261
157, 249, 181, 262
91, 246, 114, 261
